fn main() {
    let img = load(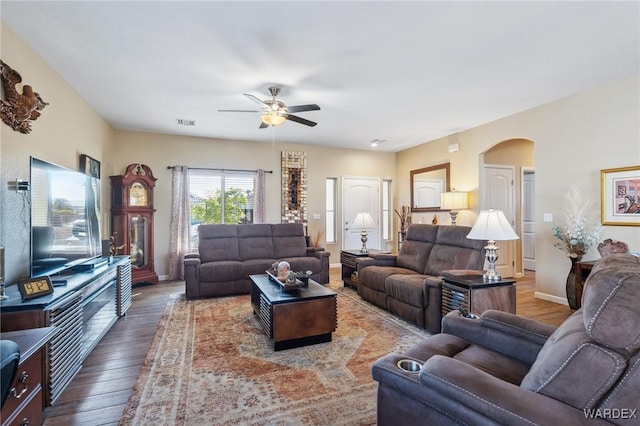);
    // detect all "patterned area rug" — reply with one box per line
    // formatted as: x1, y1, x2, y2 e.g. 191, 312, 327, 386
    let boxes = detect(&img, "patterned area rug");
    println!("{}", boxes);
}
119, 282, 429, 425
